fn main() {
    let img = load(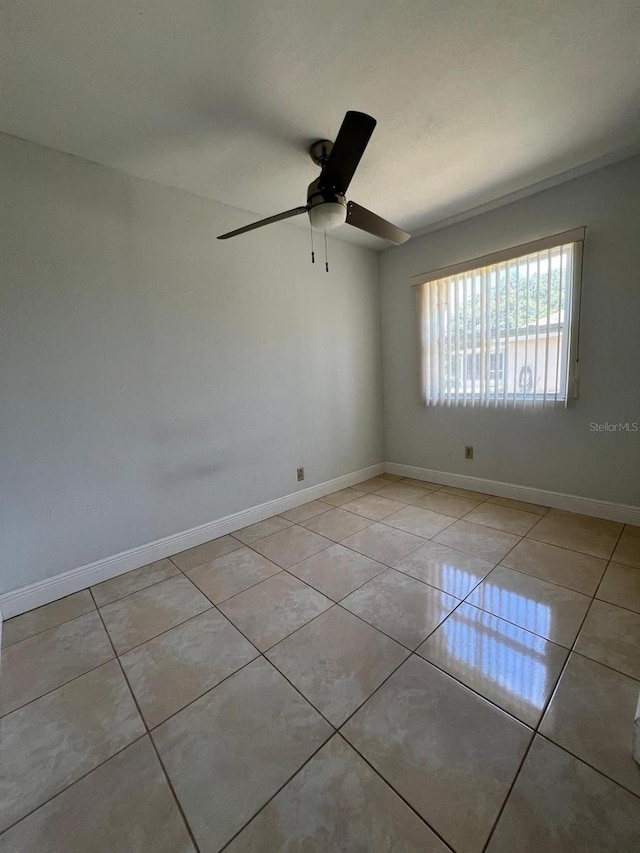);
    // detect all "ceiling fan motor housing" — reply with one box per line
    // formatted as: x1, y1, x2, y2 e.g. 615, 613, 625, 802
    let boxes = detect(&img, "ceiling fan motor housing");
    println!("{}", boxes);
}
308, 139, 334, 167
